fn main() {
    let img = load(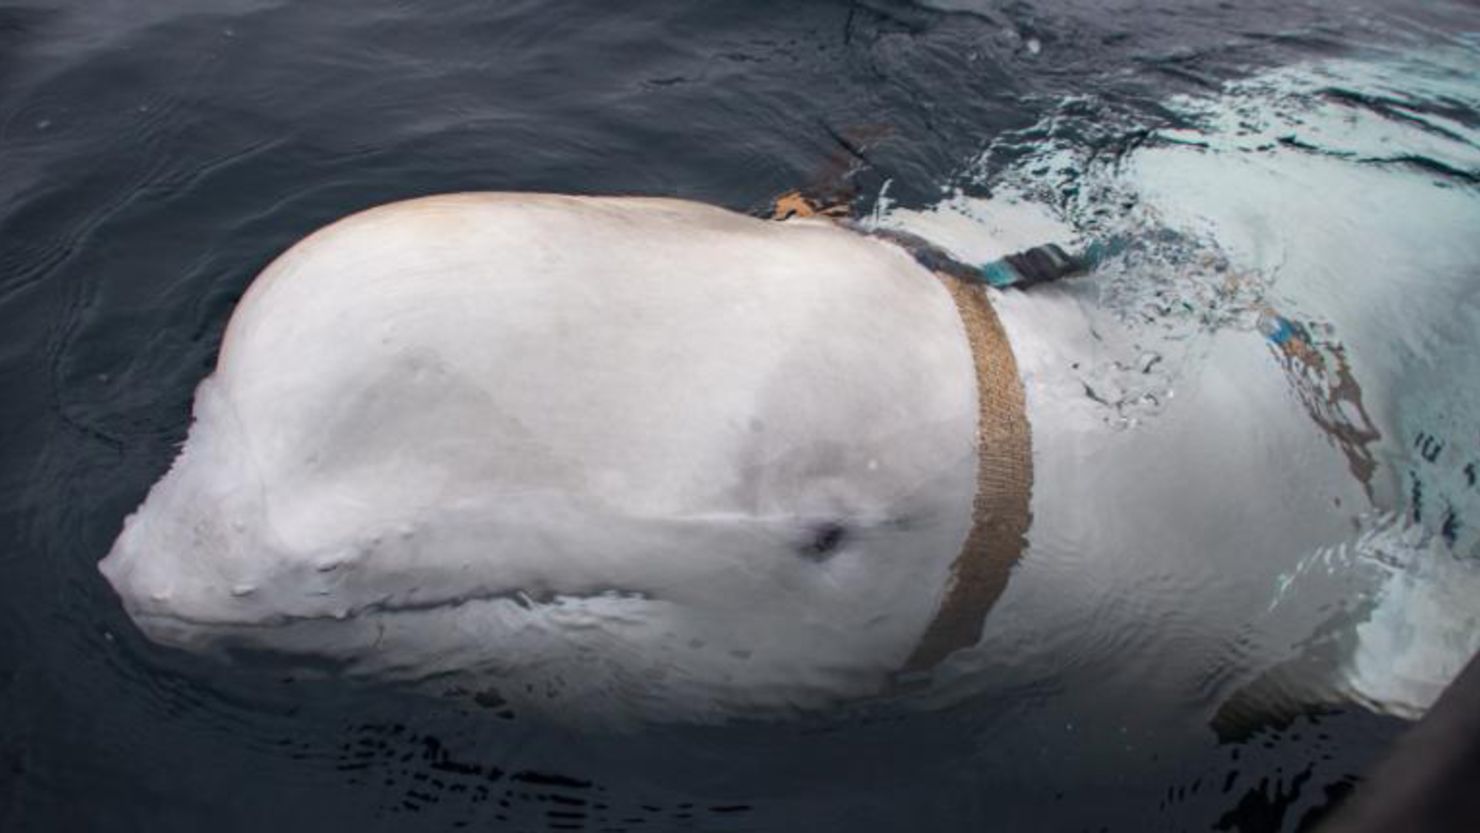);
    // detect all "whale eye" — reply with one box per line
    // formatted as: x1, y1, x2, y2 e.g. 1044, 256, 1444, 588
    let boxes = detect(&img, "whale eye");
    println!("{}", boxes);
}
798, 522, 848, 561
